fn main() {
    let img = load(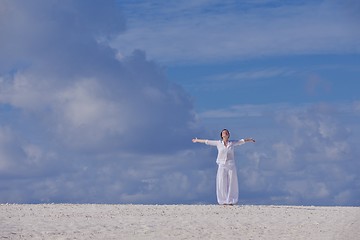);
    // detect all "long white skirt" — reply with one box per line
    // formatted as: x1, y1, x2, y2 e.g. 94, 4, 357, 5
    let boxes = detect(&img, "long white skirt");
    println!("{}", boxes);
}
216, 160, 239, 205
